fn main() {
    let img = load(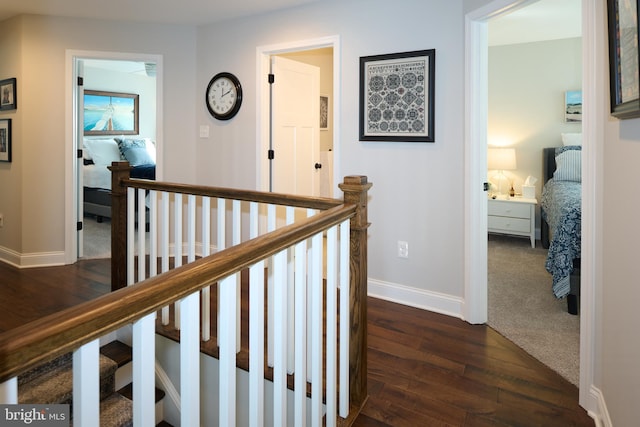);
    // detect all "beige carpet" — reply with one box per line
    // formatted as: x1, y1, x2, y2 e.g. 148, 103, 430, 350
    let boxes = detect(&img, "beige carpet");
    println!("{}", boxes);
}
82, 216, 112, 259
82, 216, 149, 259
488, 233, 580, 386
